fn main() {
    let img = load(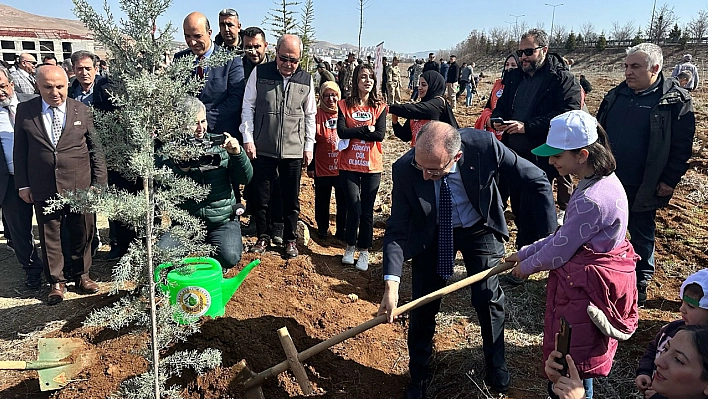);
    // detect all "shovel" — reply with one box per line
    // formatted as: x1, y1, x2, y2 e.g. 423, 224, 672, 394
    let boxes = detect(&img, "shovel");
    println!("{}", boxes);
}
0, 338, 95, 391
